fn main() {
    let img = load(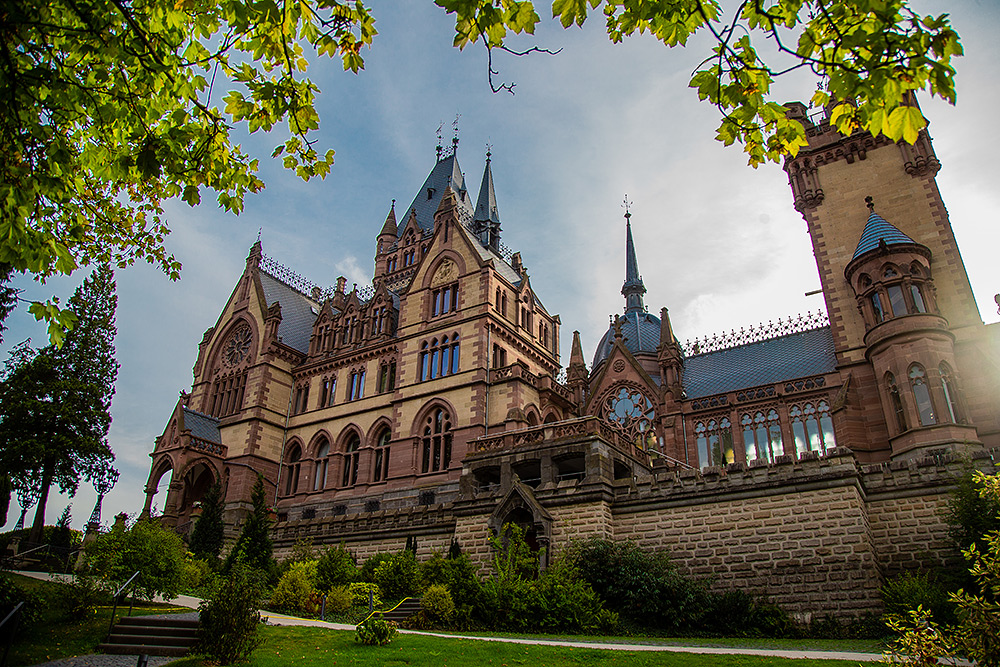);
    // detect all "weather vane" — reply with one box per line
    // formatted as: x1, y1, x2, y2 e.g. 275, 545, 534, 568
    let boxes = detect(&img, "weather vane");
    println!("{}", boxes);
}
485, 142, 492, 160
622, 194, 632, 220
451, 114, 461, 152
436, 123, 444, 160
